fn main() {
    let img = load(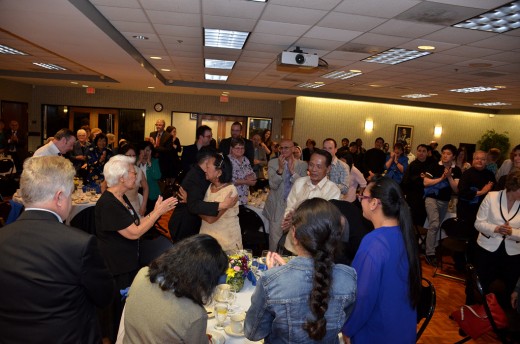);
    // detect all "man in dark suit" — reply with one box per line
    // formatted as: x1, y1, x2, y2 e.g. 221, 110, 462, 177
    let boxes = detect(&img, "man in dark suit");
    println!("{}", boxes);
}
181, 124, 213, 173
170, 147, 237, 242
0, 156, 114, 343
5, 120, 27, 172
149, 119, 173, 177
218, 121, 254, 167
